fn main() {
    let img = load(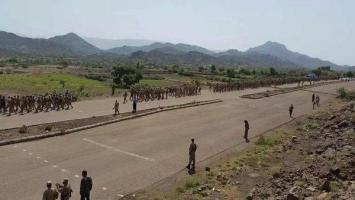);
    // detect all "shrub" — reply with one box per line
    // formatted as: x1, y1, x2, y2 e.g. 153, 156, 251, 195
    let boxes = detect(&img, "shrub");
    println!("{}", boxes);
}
337, 87, 355, 100
44, 125, 53, 132
255, 135, 279, 146
19, 125, 28, 134
184, 180, 200, 189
